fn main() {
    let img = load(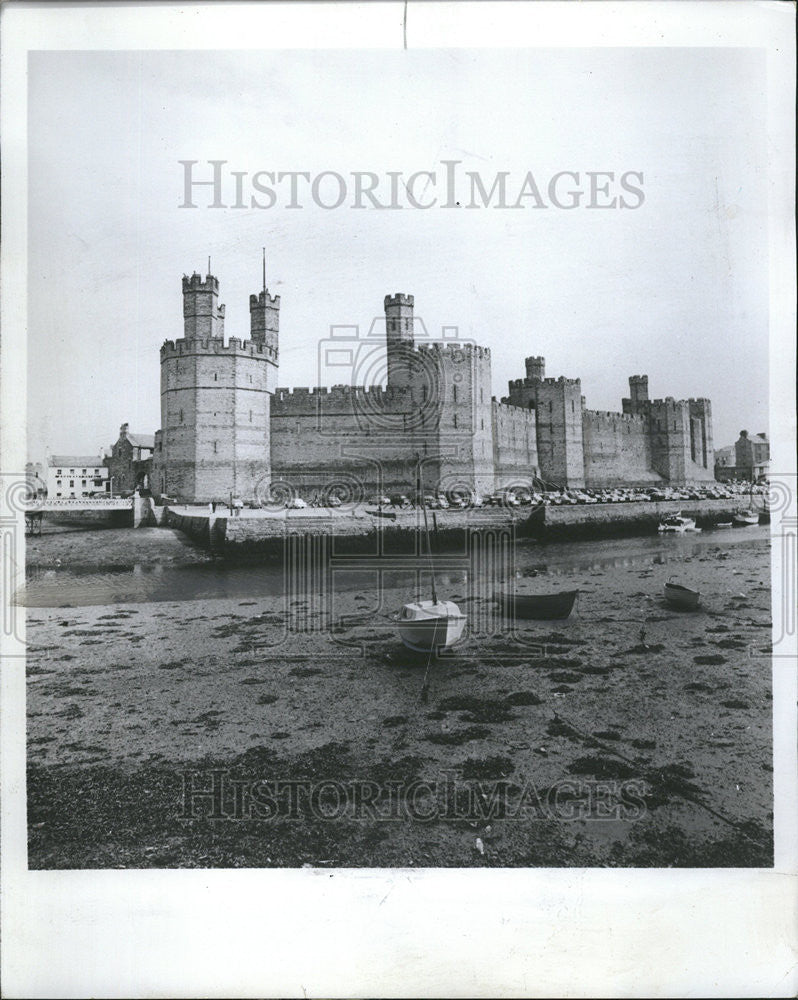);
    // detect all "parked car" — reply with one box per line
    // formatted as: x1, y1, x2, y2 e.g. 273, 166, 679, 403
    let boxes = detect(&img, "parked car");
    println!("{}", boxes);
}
389, 494, 411, 508
368, 495, 390, 506
287, 497, 308, 509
